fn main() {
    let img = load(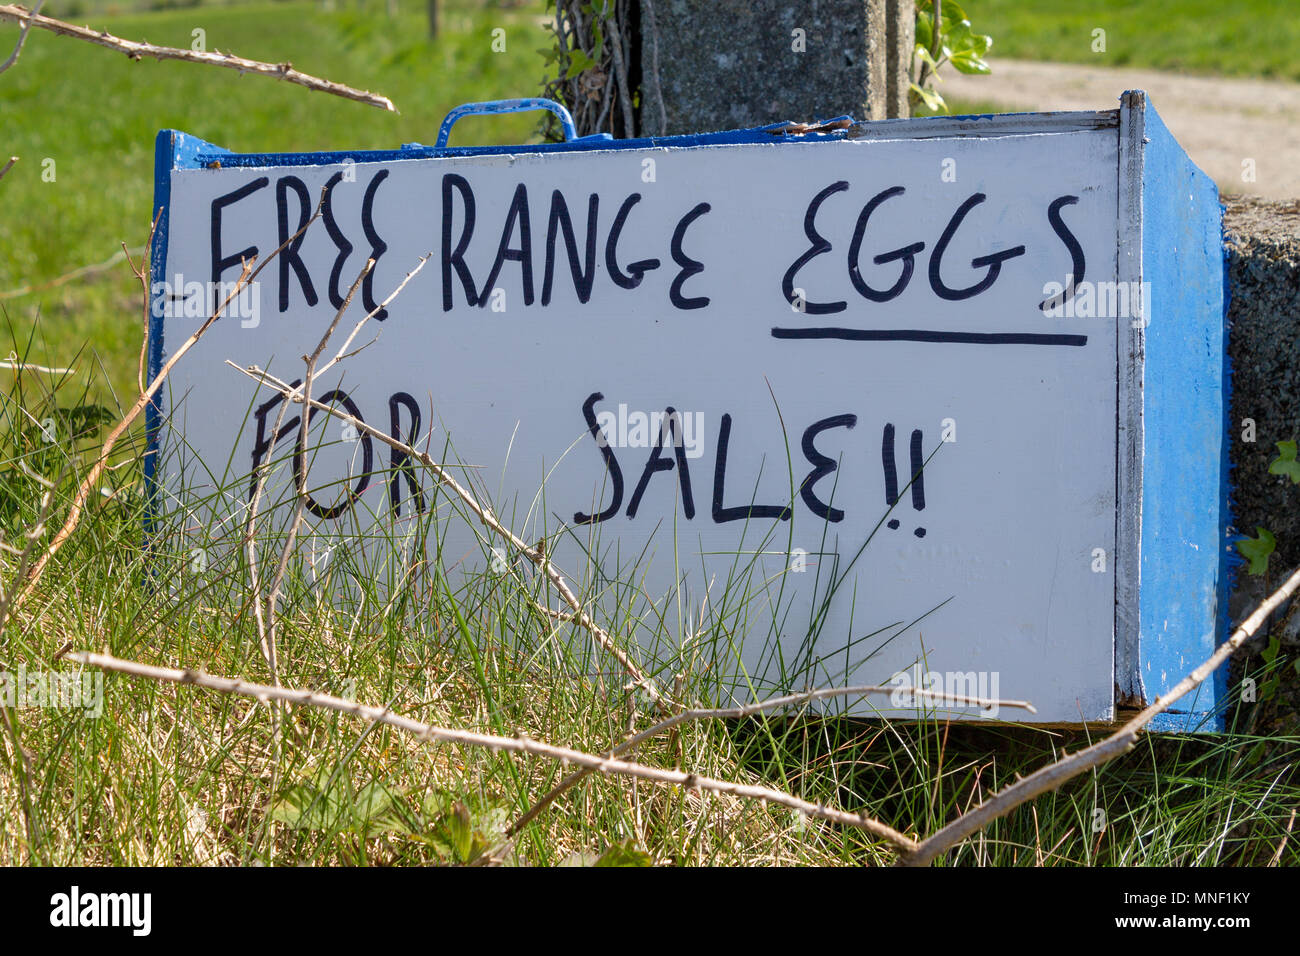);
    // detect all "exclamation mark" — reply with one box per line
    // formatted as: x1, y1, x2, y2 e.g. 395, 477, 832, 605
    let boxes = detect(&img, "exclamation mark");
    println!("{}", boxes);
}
882, 424, 900, 529
909, 428, 926, 538
882, 423, 926, 537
